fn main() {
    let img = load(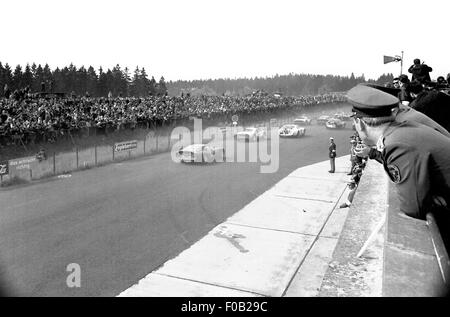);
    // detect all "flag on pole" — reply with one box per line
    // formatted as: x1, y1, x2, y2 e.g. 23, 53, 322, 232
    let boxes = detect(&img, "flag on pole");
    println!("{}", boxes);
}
383, 55, 402, 64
